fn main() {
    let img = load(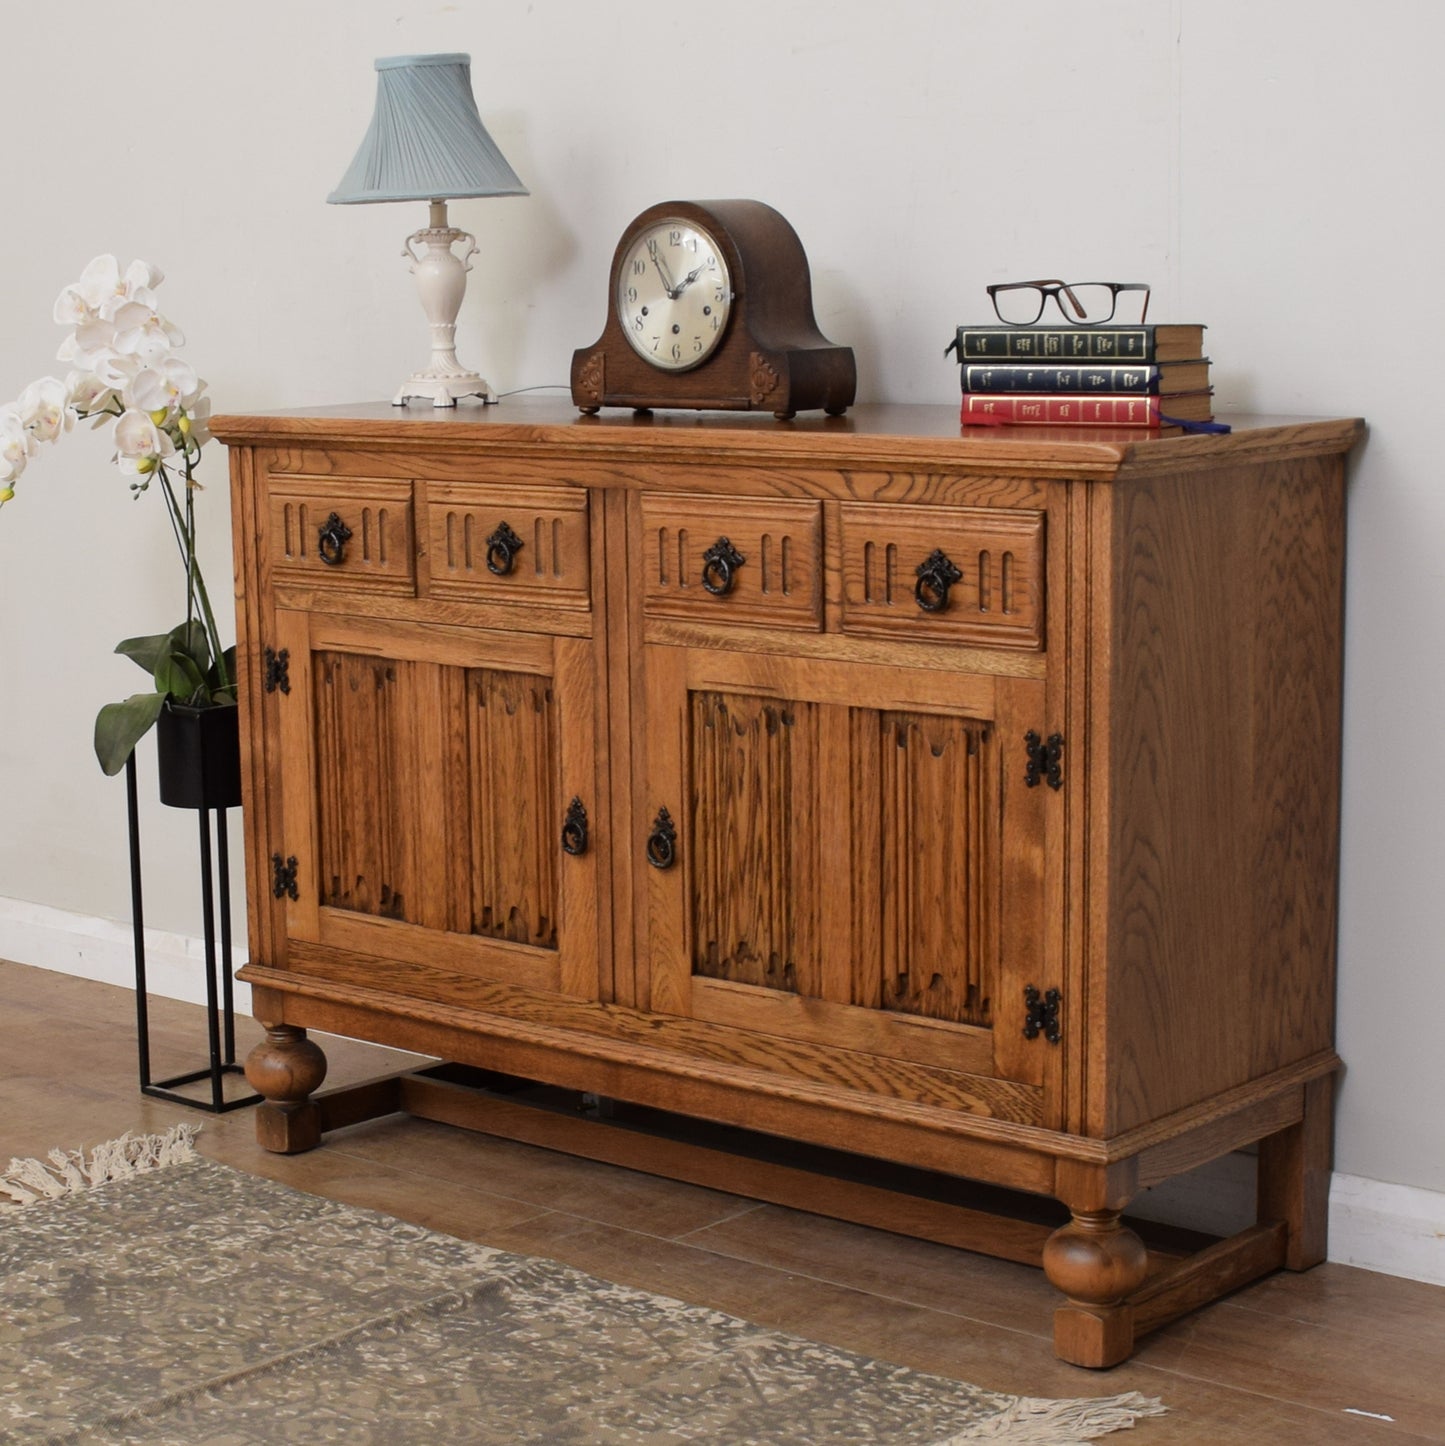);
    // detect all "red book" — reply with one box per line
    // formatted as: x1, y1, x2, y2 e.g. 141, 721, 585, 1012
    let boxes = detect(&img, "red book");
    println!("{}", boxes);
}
961, 391, 1213, 427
